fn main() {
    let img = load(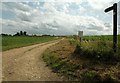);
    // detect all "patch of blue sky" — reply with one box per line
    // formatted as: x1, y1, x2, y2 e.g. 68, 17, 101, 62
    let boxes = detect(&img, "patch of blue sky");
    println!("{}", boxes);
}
55, 4, 62, 12
67, 2, 91, 16
25, 2, 46, 12
69, 2, 80, 10
80, 1, 92, 10
2, 10, 15, 20
68, 8, 79, 16
0, 8, 2, 18
68, 4, 79, 15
